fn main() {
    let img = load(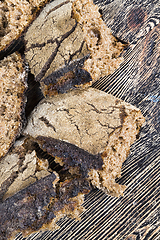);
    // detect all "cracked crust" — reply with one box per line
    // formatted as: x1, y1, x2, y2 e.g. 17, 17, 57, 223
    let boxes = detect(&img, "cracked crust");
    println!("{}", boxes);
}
0, 137, 50, 201
24, 88, 144, 155
24, 88, 145, 196
24, 0, 89, 82
0, 52, 27, 160
24, 0, 124, 90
